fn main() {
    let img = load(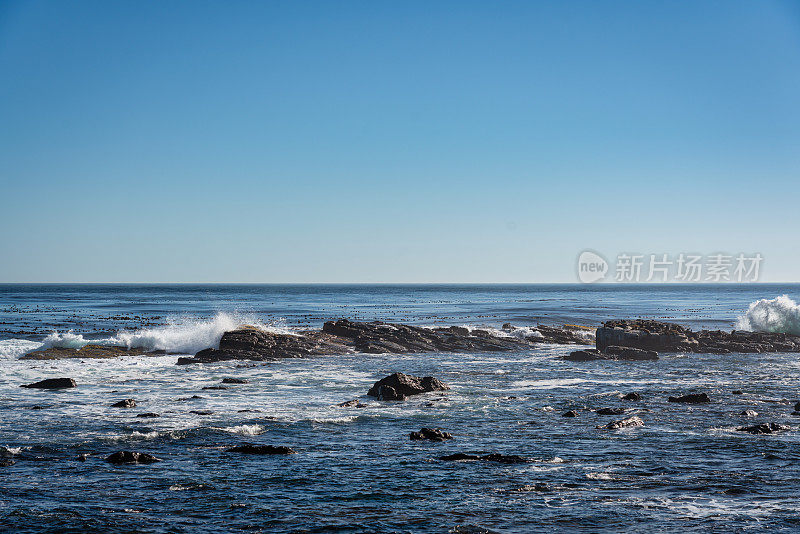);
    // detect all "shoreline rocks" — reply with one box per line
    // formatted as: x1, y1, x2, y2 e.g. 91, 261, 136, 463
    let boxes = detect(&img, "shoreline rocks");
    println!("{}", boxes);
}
668, 393, 711, 404
111, 399, 136, 408
367, 373, 449, 400
409, 428, 452, 441
736, 423, 790, 435
106, 451, 161, 464
21, 345, 151, 360
226, 444, 296, 455
598, 416, 643, 430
